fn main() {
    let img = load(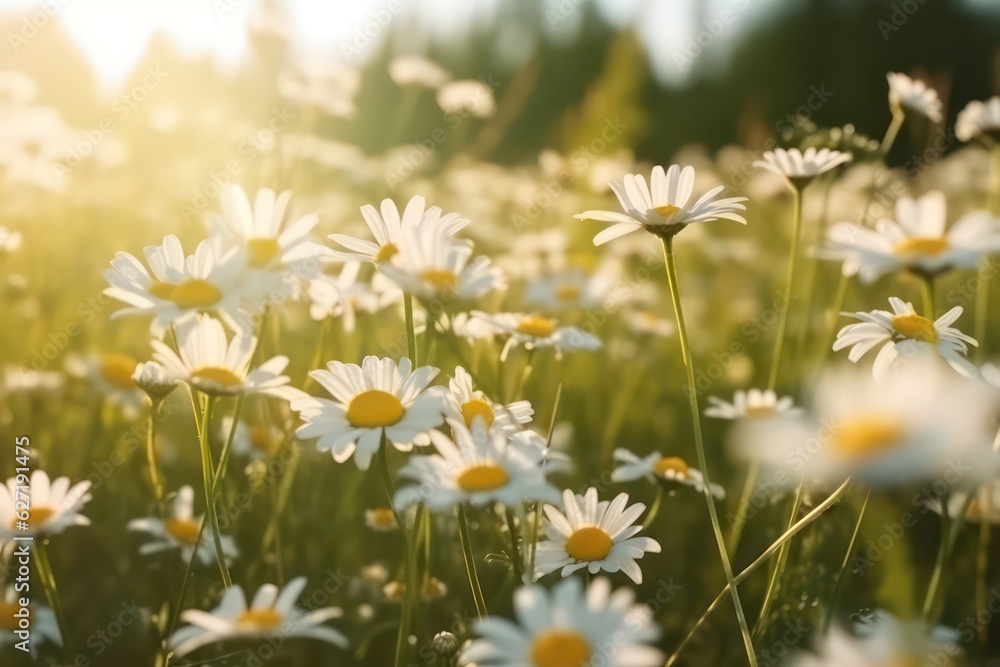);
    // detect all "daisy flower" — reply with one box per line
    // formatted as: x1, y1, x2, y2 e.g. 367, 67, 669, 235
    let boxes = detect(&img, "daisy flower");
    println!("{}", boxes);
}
0, 585, 60, 652
535, 487, 661, 584
0, 470, 91, 543
132, 360, 178, 402
461, 576, 663, 667
394, 419, 563, 512
611, 449, 725, 499
212, 184, 325, 289
364, 507, 398, 532
291, 356, 445, 470
0, 226, 21, 258
278, 62, 359, 117
307, 262, 395, 332
936, 480, 1000, 524
833, 297, 977, 380
378, 222, 506, 301
442, 366, 532, 434
732, 360, 999, 488
65, 352, 143, 412
704, 388, 802, 420
2, 365, 64, 396
525, 266, 617, 312
820, 191, 1000, 282
624, 308, 675, 338
327, 196, 468, 265
128, 486, 238, 565
219, 417, 285, 459
388, 55, 451, 89
103, 234, 250, 336
151, 315, 305, 400
574, 164, 747, 245
168, 577, 347, 658
956, 96, 1000, 143
982, 362, 1000, 390
754, 147, 852, 187
470, 311, 602, 355
436, 79, 496, 118
887, 72, 943, 123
